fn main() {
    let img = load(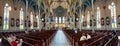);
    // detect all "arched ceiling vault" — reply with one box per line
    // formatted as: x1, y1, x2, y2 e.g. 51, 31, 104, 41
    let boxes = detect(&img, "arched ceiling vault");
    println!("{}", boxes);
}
12, 0, 97, 16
